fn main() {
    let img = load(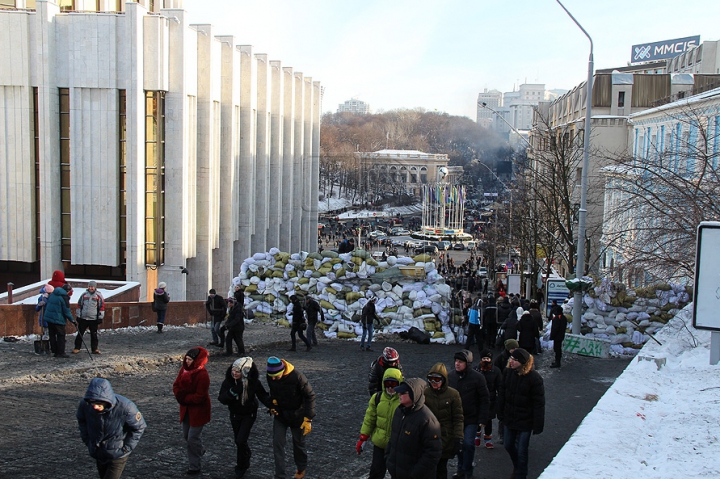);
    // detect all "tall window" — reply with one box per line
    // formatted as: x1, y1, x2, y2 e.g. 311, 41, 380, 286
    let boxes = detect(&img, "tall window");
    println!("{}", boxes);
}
58, 0, 73, 11
119, 90, 127, 266
33, 87, 40, 260
145, 91, 165, 267
59, 88, 71, 262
